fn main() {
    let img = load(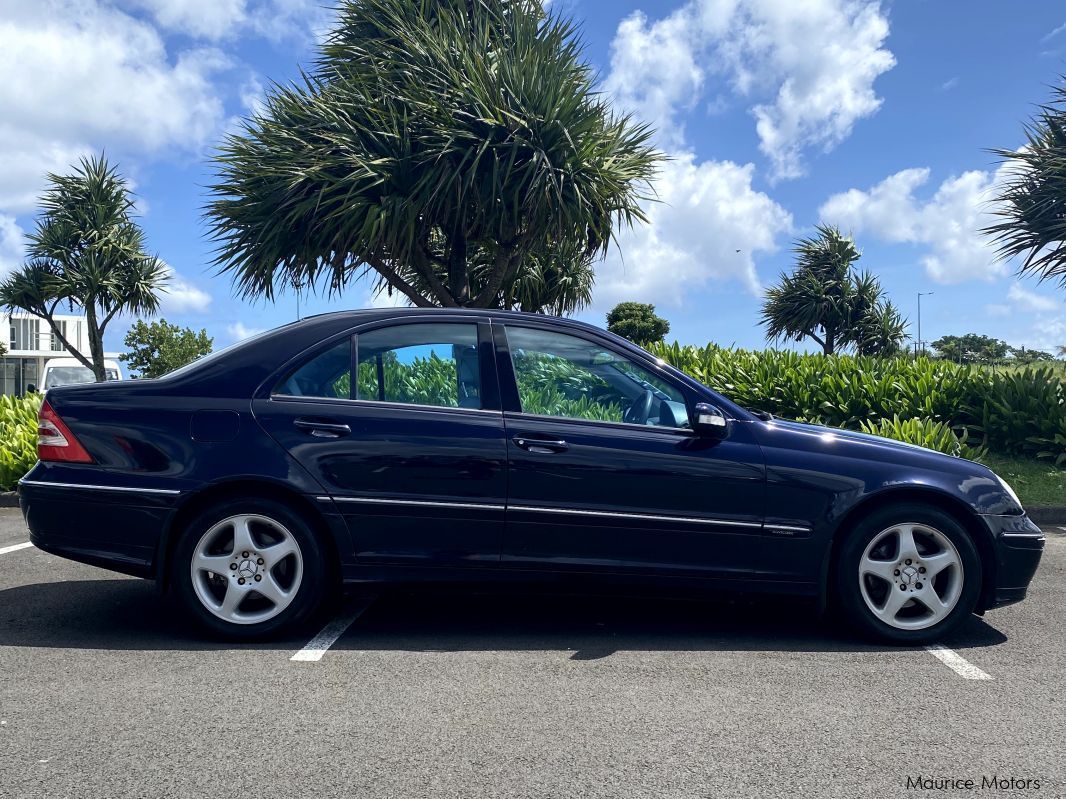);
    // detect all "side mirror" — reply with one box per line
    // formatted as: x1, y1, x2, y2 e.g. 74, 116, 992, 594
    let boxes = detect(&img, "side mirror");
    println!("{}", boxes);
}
692, 402, 731, 439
